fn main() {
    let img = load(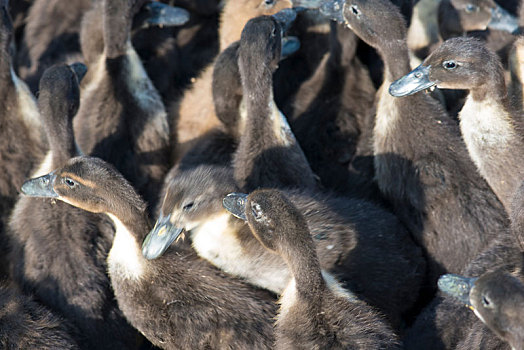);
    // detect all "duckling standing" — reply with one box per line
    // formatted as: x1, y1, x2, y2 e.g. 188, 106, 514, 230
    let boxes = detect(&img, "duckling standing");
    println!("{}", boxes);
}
391, 37, 524, 214
9, 64, 142, 350
223, 189, 402, 349
74, 0, 189, 210
322, 0, 508, 287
